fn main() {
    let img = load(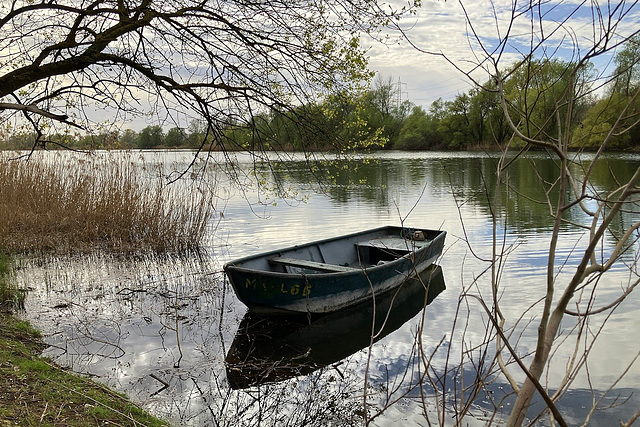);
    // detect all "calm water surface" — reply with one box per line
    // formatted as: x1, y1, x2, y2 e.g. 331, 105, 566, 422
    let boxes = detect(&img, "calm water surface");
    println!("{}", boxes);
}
17, 150, 640, 426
